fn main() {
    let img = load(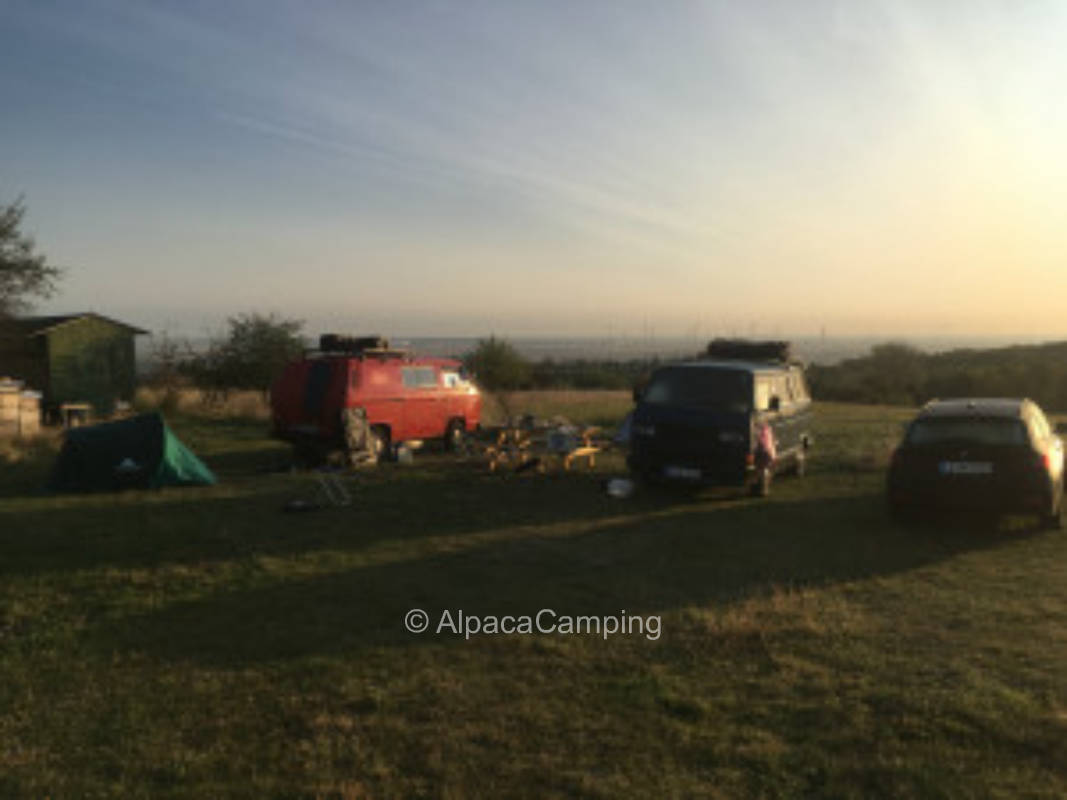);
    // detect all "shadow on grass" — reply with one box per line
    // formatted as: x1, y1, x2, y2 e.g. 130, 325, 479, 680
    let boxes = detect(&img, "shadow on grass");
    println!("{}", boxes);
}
0, 466, 679, 577
90, 488, 1025, 667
